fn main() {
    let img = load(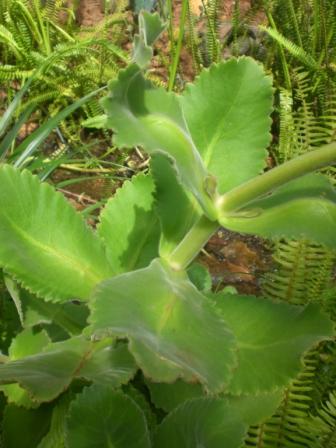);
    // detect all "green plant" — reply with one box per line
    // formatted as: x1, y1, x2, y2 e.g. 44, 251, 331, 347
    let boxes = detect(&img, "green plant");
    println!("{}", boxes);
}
0, 12, 335, 446
0, 0, 129, 137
